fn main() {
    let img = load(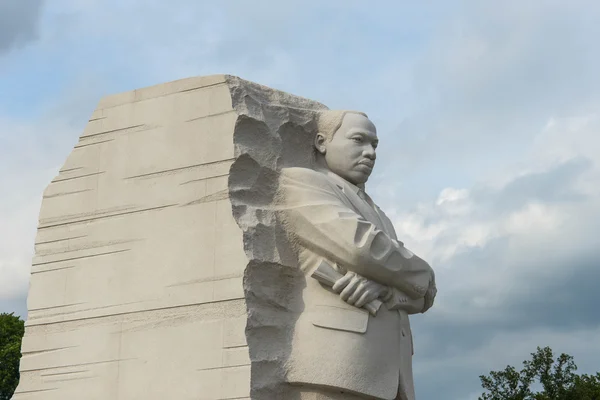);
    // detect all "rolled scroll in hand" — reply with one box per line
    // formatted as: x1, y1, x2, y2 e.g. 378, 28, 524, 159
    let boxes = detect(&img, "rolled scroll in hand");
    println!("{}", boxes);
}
311, 260, 383, 316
